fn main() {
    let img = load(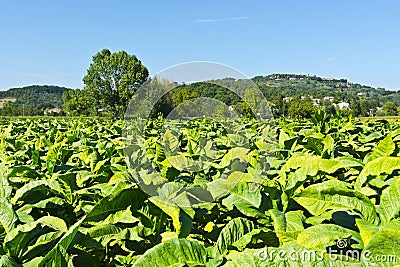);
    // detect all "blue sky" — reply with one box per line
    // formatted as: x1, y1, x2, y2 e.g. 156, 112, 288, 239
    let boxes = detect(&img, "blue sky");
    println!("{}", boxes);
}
0, 0, 399, 90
